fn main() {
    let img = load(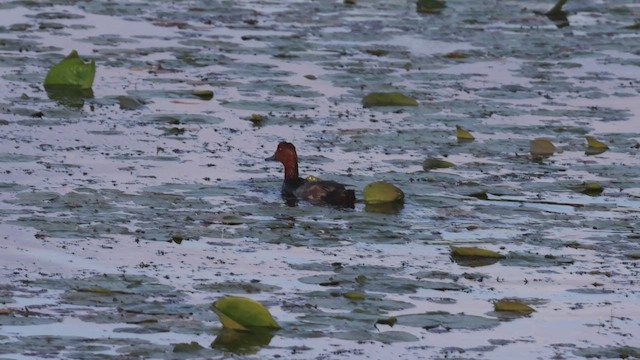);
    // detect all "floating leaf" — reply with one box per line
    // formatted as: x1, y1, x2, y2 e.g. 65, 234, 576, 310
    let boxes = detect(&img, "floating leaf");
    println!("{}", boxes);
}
173, 341, 204, 353
423, 158, 455, 171
582, 182, 604, 196
544, 0, 569, 28
456, 125, 475, 141
376, 317, 398, 327
211, 296, 280, 331
494, 299, 535, 315
444, 51, 467, 59
530, 138, 556, 158
363, 181, 404, 204
192, 89, 214, 100
585, 136, 609, 155
362, 92, 418, 108
118, 96, 145, 110
343, 292, 366, 300
44, 50, 96, 90
451, 246, 505, 267
416, 0, 446, 14
585, 136, 609, 150
365, 49, 389, 57
248, 113, 266, 127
